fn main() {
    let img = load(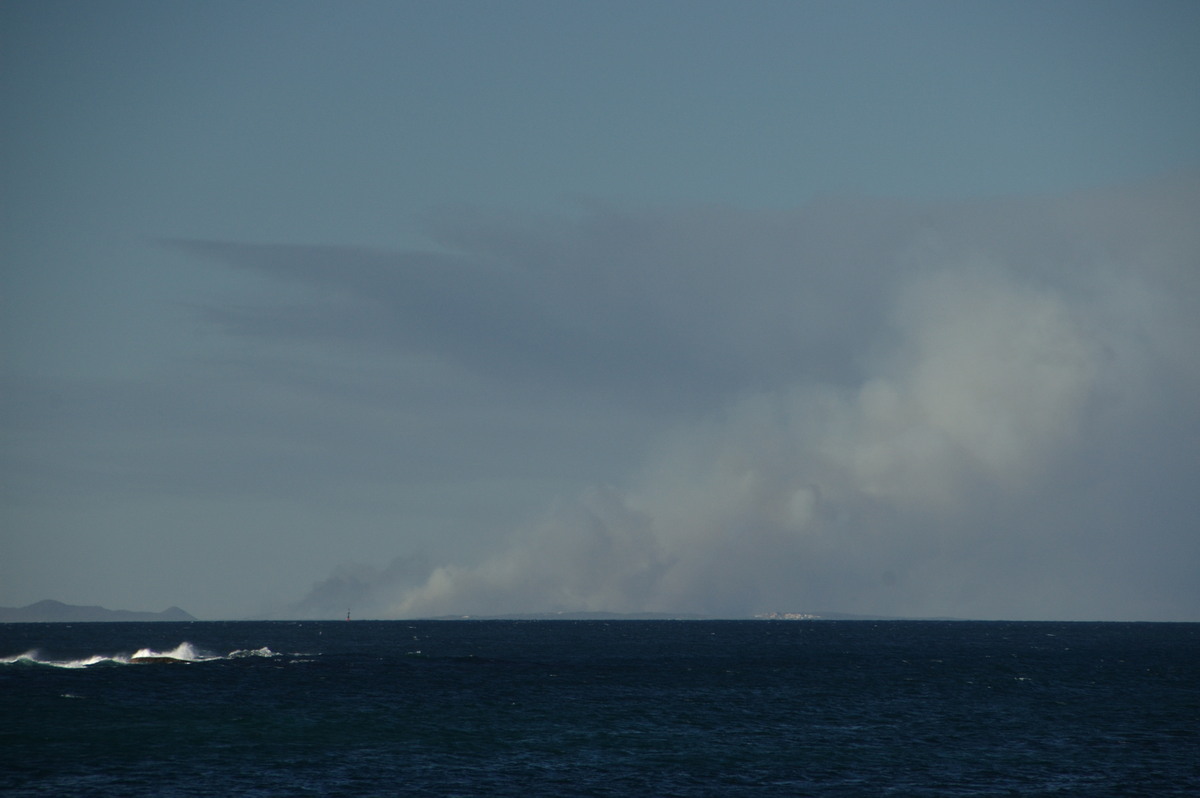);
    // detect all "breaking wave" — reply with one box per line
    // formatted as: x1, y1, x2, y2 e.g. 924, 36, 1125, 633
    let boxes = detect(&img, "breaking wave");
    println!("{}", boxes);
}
0, 643, 277, 669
